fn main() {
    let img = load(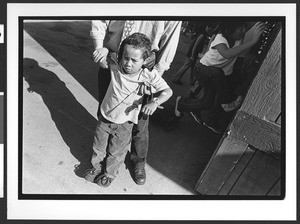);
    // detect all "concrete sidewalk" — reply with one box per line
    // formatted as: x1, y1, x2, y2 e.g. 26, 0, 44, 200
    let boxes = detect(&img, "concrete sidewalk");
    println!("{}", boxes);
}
22, 21, 221, 195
